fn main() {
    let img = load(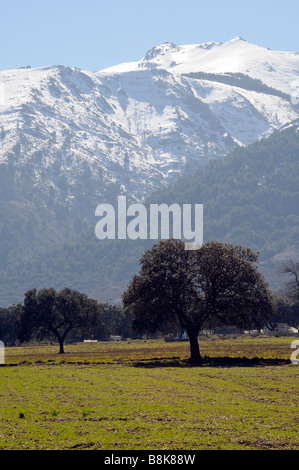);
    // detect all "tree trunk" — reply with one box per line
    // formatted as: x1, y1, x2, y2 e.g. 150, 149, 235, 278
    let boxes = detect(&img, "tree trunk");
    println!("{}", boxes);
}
187, 329, 202, 365
56, 328, 72, 354
58, 336, 65, 354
